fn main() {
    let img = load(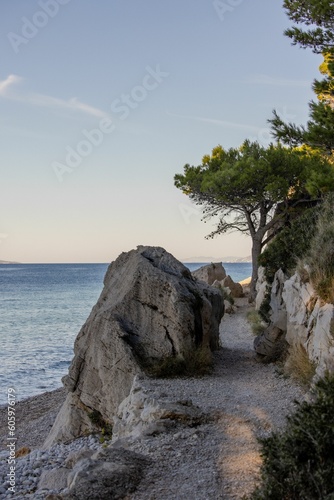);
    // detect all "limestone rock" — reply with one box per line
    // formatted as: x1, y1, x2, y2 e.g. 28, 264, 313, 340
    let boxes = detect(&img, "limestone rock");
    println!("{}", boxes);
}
38, 467, 70, 491
44, 246, 223, 447
192, 262, 226, 285
254, 326, 288, 362
112, 376, 207, 441
255, 267, 334, 378
270, 269, 288, 331
64, 448, 151, 500
64, 449, 95, 469
224, 300, 236, 314
255, 266, 267, 311
221, 275, 244, 298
